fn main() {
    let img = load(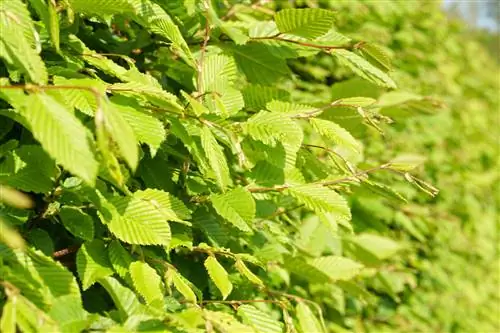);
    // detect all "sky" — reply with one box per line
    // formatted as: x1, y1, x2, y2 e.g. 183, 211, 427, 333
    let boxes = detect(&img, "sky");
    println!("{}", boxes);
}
443, 0, 499, 31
